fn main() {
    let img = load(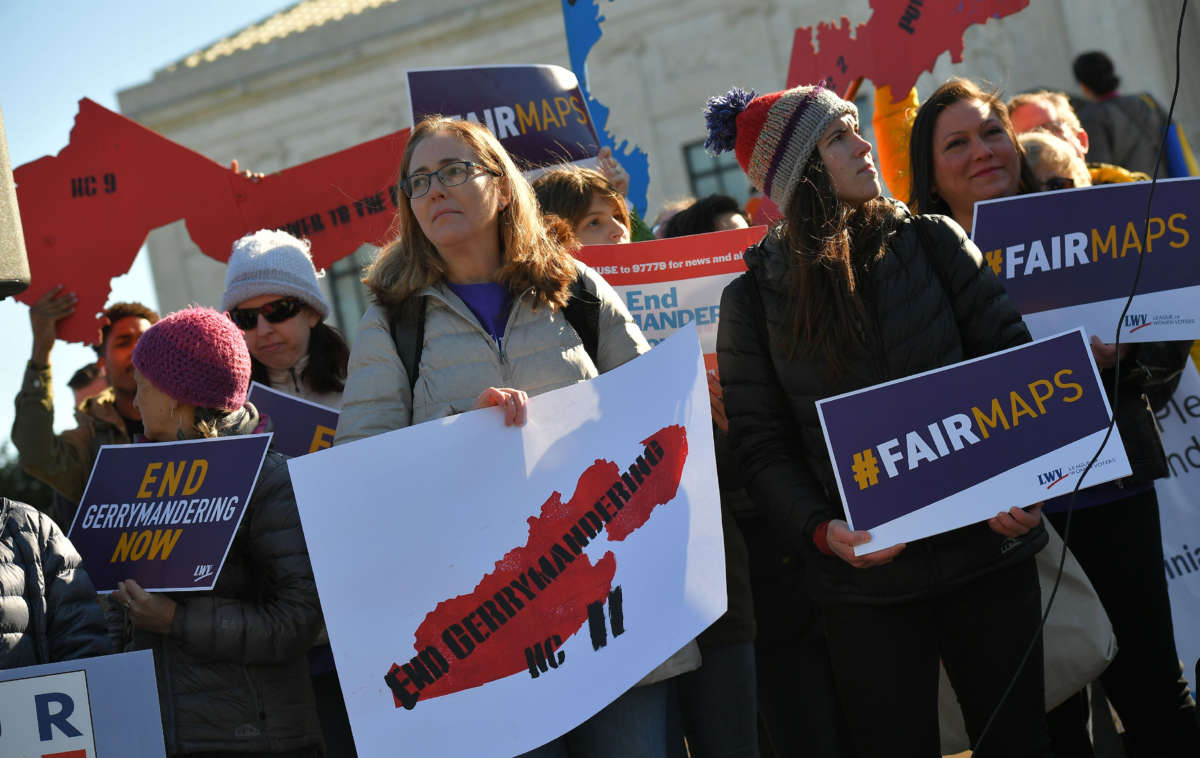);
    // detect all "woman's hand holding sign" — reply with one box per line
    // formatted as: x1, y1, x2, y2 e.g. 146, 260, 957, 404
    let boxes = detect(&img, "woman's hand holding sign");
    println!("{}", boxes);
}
113, 579, 177, 635
474, 387, 529, 426
988, 503, 1044, 538
827, 519, 907, 568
